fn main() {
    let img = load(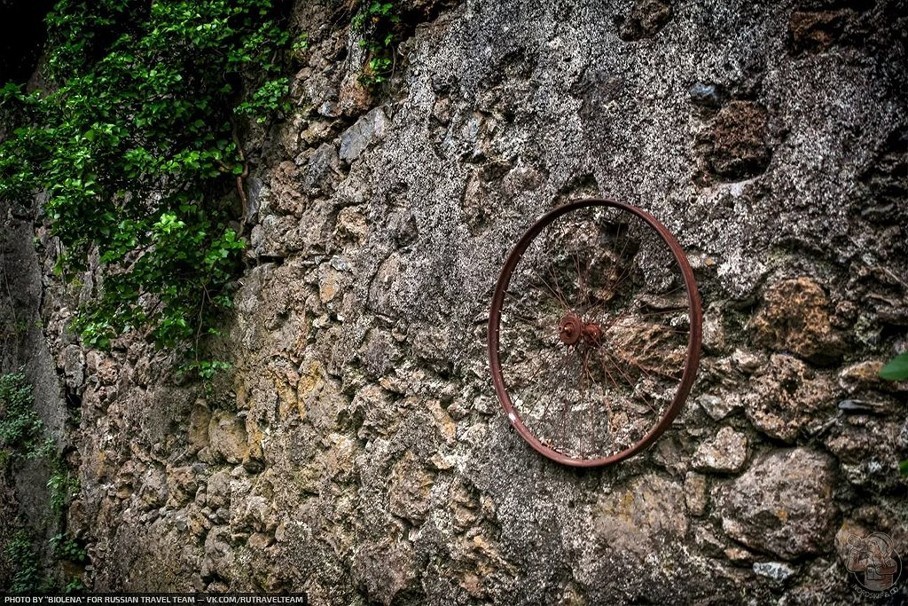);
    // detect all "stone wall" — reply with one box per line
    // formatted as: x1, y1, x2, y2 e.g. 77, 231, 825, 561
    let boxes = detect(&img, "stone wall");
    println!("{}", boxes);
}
1, 195, 70, 587
5, 0, 908, 603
